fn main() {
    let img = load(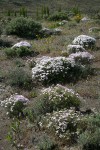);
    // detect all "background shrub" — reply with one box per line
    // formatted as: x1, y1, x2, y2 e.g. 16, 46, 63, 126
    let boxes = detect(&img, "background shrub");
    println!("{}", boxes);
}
48, 12, 69, 21
6, 17, 42, 38
5, 46, 33, 58
0, 26, 2, 36
0, 39, 12, 47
